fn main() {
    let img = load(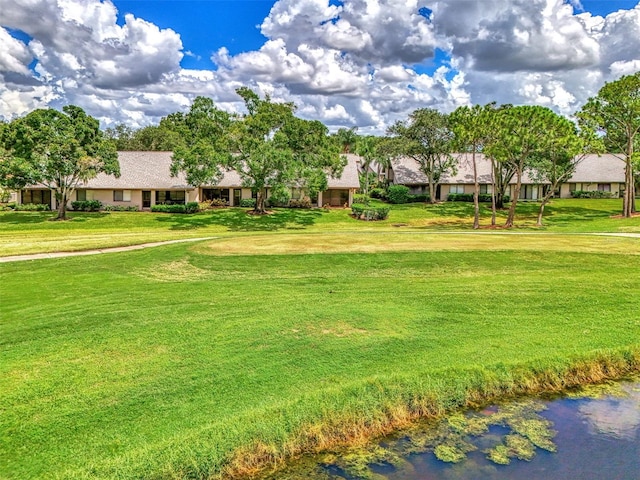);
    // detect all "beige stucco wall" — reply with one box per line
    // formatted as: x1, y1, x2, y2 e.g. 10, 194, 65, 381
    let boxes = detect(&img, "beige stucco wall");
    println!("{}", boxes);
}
79, 189, 143, 208
72, 189, 198, 209
559, 183, 621, 198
